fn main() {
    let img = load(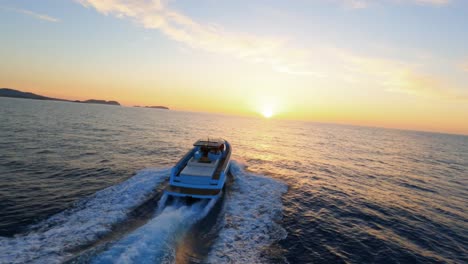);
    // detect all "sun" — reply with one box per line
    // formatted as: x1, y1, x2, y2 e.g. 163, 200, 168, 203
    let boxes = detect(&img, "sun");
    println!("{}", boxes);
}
261, 107, 274, 118
256, 97, 279, 119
